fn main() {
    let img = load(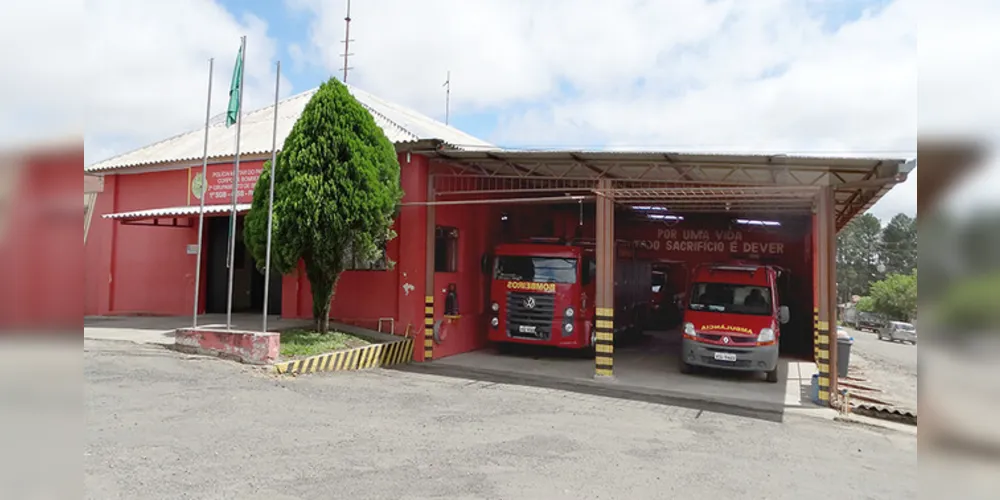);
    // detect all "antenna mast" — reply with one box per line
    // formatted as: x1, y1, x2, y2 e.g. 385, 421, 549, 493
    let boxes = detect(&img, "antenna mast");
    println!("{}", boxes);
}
340, 0, 354, 82
443, 70, 451, 125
